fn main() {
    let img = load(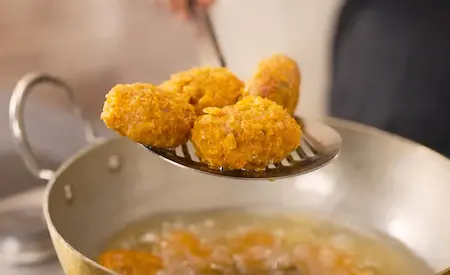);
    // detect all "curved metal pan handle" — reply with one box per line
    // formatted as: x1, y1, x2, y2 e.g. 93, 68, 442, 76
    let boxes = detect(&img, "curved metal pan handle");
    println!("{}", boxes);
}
9, 73, 97, 181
